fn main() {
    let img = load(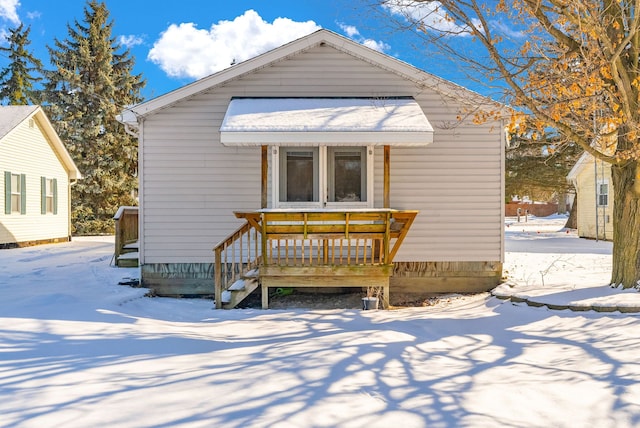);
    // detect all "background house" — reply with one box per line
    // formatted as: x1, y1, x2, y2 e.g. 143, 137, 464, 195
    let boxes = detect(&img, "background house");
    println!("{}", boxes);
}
1, 105, 81, 247
567, 152, 613, 240
120, 30, 506, 302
